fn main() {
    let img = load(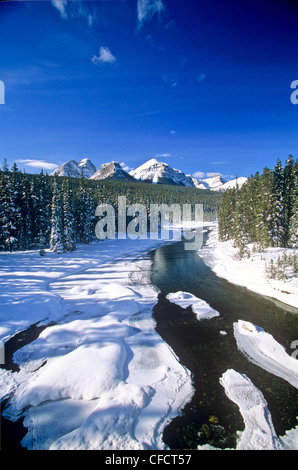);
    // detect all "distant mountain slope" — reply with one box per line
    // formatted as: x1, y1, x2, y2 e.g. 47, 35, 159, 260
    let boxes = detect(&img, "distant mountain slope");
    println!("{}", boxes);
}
89, 161, 136, 182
